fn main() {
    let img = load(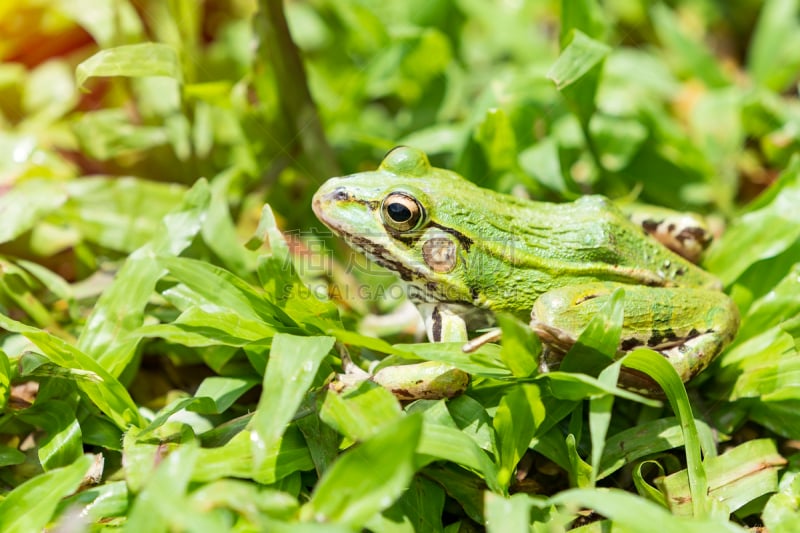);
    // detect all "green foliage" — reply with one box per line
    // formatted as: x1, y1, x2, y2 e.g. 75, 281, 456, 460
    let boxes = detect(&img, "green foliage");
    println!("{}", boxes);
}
0, 0, 799, 530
